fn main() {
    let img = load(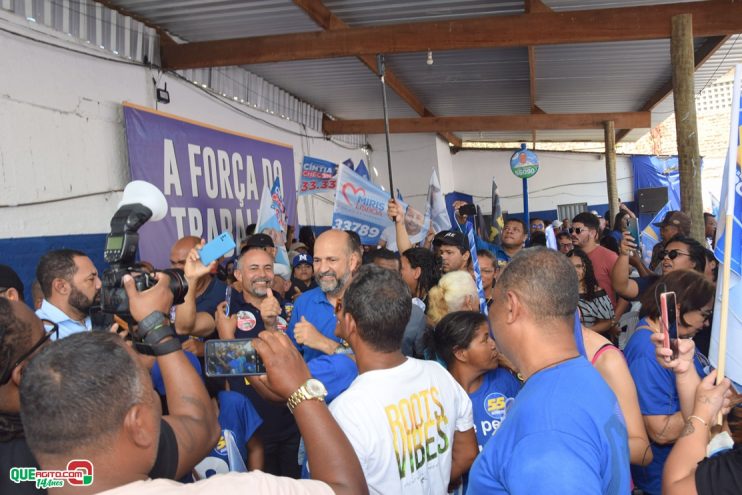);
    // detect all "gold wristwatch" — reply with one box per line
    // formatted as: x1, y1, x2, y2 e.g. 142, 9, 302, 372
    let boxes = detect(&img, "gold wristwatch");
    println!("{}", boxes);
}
287, 378, 328, 414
